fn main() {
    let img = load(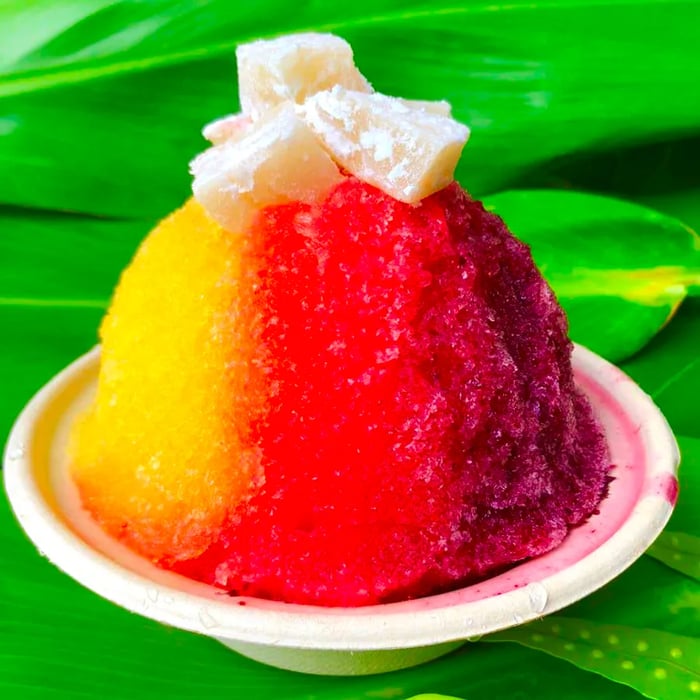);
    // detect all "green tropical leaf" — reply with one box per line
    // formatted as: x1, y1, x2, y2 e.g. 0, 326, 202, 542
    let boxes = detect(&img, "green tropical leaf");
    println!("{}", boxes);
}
621, 300, 700, 438
1, 0, 699, 217
485, 190, 700, 362
644, 186, 700, 237
524, 135, 700, 233
563, 552, 700, 640
518, 135, 700, 217
647, 532, 700, 584
0, 305, 101, 440
0, 208, 145, 307
0, 208, 146, 438
490, 617, 700, 700
2, 1, 700, 699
